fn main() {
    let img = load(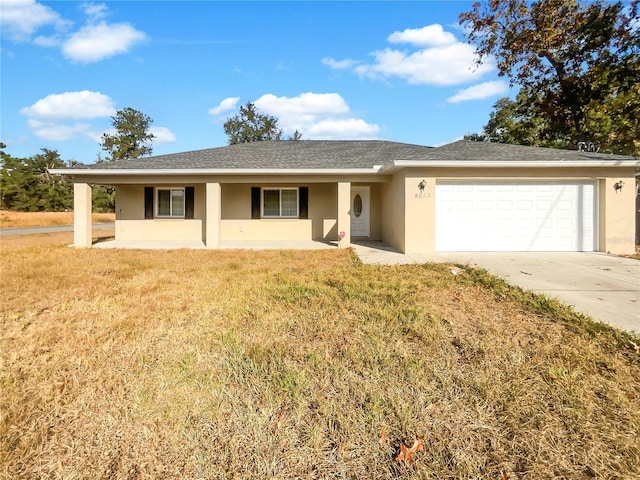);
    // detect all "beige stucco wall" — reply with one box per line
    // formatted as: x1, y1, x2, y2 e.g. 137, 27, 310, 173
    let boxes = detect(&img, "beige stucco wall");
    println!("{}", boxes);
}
116, 219, 203, 241
115, 184, 207, 242
103, 166, 636, 255
220, 219, 313, 240
599, 176, 637, 254
221, 183, 344, 242
114, 181, 383, 244
397, 167, 638, 255
380, 173, 407, 252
